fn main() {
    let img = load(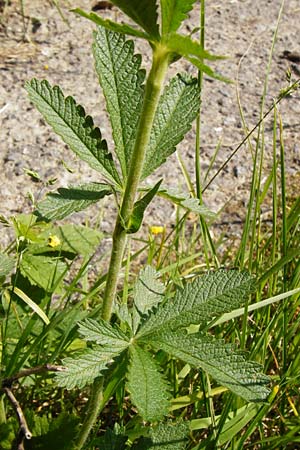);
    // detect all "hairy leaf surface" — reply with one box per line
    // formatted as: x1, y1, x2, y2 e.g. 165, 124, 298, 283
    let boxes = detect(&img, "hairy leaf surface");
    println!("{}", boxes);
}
25, 79, 120, 185
78, 318, 130, 345
137, 270, 255, 337
142, 74, 200, 179
147, 330, 270, 402
127, 345, 170, 421
37, 182, 112, 221
134, 266, 165, 316
93, 27, 145, 177
20, 254, 67, 292
161, 0, 197, 35
132, 421, 189, 449
0, 253, 15, 278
